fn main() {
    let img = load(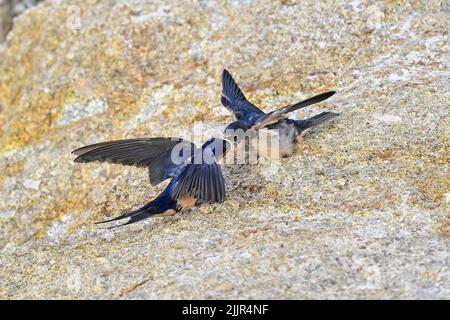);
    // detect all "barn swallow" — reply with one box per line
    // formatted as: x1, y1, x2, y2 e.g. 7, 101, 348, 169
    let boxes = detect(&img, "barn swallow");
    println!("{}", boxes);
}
72, 137, 230, 228
221, 69, 338, 158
